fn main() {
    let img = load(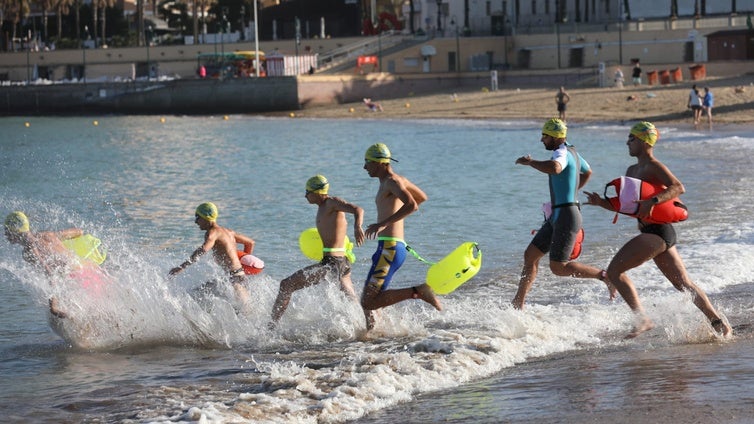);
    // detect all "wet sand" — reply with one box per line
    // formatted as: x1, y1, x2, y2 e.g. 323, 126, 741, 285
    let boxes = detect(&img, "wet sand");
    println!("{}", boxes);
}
290, 75, 754, 126
358, 320, 754, 424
